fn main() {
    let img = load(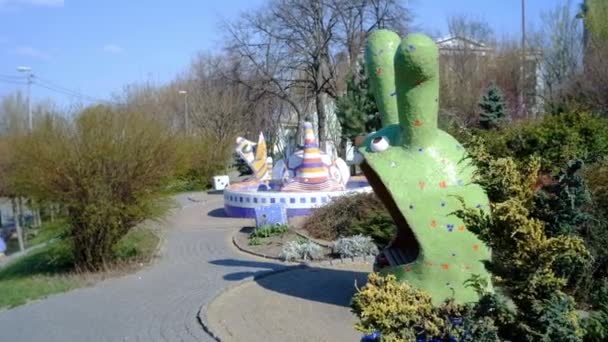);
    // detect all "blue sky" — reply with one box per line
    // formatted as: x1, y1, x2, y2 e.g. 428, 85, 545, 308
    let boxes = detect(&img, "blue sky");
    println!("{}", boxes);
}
0, 0, 579, 107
